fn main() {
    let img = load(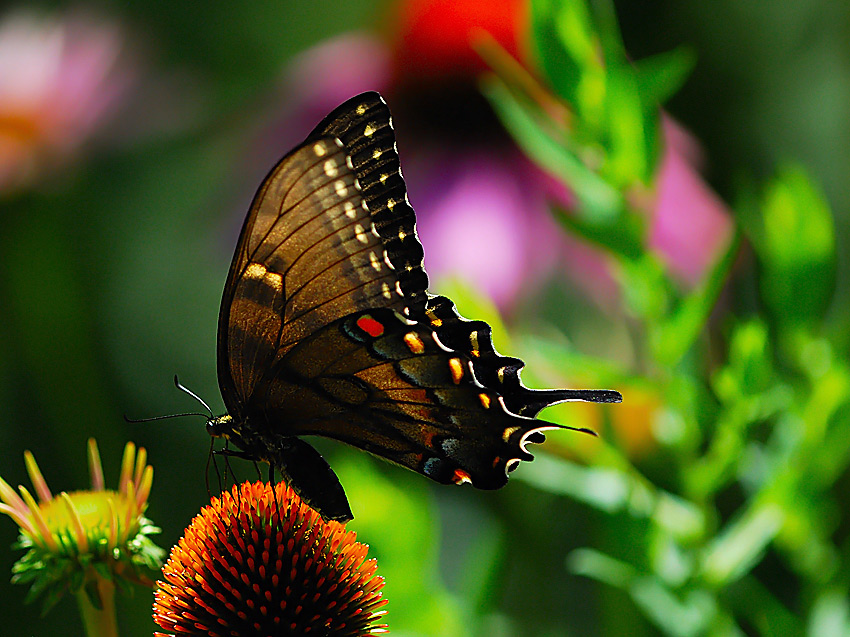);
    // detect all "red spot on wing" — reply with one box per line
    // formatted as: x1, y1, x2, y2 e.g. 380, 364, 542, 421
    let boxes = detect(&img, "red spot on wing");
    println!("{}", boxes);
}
356, 315, 385, 337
